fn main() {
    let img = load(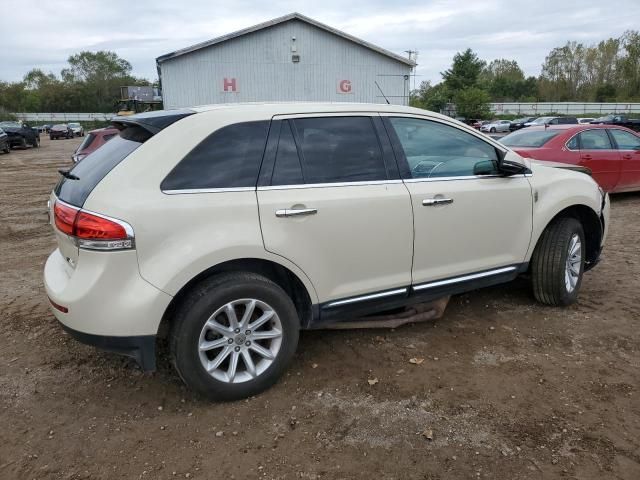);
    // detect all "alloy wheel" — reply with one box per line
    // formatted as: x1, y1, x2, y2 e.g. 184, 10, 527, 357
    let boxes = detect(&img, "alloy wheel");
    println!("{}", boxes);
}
564, 234, 582, 293
198, 298, 283, 384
